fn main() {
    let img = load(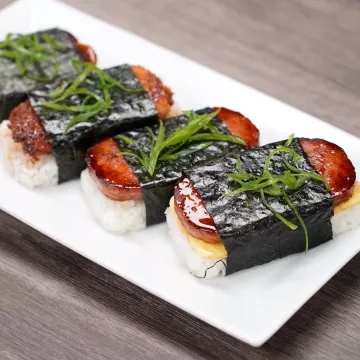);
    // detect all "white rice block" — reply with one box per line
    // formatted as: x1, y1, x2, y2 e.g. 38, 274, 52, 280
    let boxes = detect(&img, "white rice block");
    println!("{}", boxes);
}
166, 194, 360, 279
0, 121, 58, 188
331, 203, 360, 237
165, 200, 227, 279
81, 169, 146, 234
